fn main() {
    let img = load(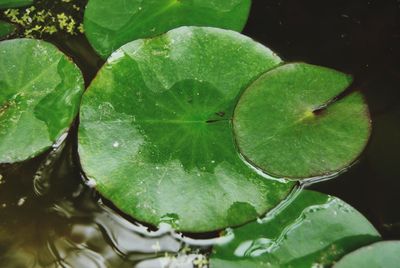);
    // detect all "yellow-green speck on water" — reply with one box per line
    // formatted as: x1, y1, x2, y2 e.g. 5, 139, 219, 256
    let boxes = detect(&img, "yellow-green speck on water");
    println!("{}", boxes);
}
1, 0, 85, 38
